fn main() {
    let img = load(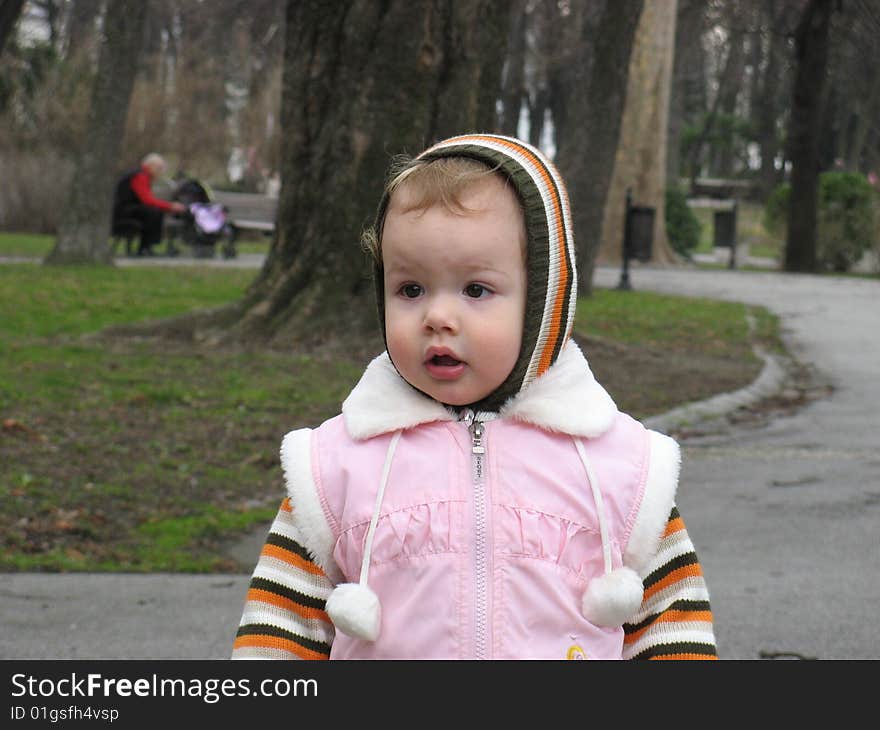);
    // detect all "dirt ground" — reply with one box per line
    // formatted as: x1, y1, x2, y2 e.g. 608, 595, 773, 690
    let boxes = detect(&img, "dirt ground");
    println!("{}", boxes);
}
1, 331, 788, 572
573, 332, 763, 419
